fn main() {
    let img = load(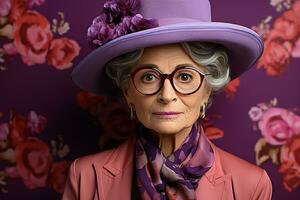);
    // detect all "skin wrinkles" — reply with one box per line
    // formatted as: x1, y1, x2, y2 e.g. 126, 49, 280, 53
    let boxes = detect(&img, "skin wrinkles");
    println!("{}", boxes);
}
124, 43, 212, 156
